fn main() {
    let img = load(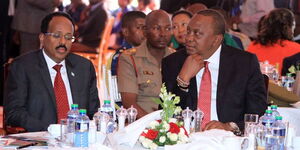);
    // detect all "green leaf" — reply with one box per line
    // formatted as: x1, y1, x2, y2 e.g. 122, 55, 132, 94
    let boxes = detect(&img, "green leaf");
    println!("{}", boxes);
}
288, 65, 296, 74
152, 98, 162, 105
